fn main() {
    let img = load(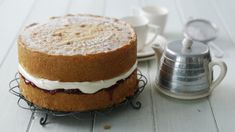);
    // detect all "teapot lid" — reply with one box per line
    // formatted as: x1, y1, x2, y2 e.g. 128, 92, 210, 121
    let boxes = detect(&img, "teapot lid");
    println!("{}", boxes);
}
165, 39, 210, 63
164, 19, 217, 62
